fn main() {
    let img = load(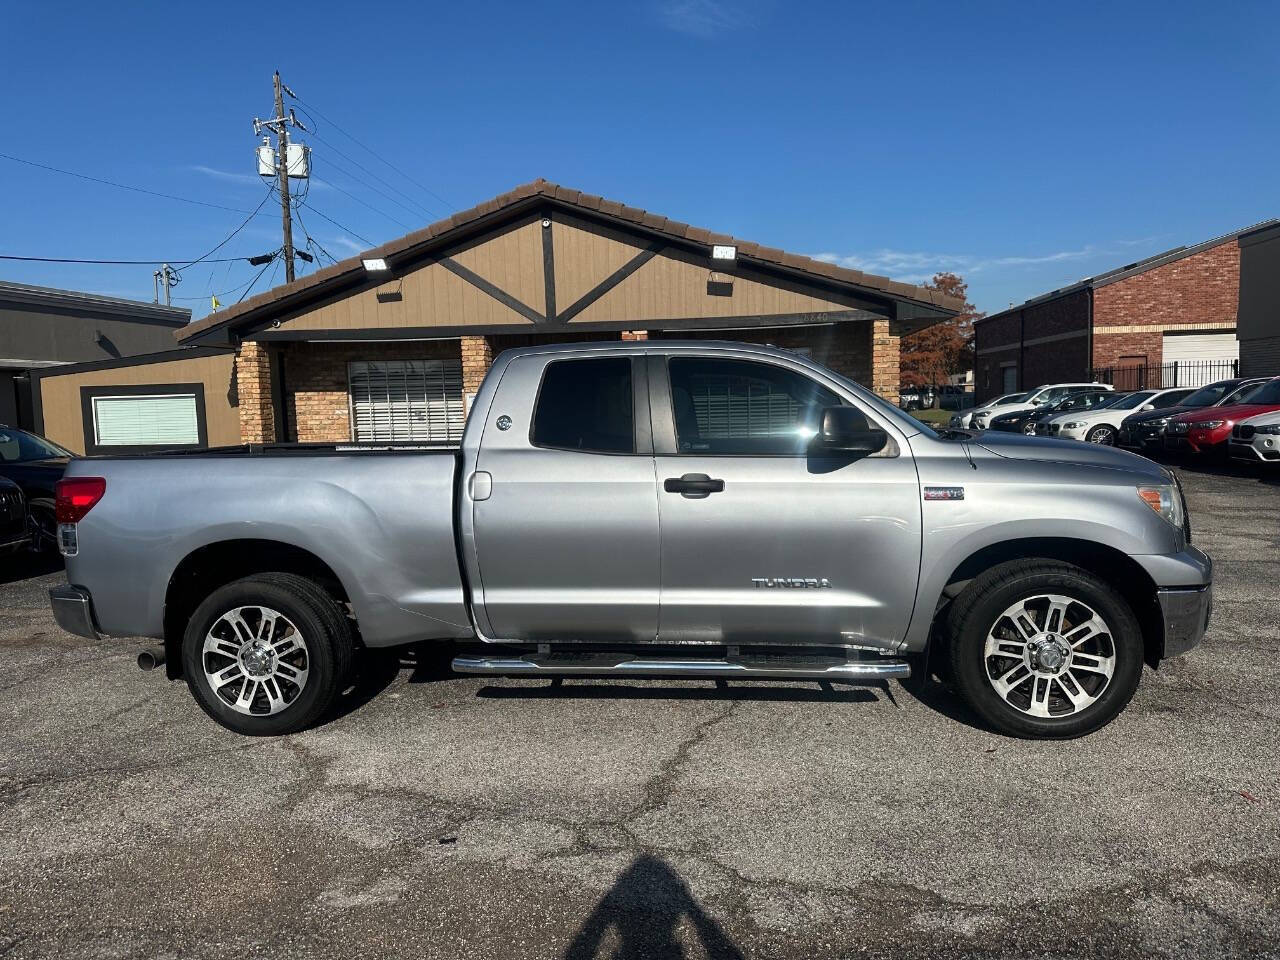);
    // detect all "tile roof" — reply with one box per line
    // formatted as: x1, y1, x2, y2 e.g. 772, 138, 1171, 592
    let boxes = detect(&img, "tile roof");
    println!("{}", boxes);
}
178, 179, 962, 342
